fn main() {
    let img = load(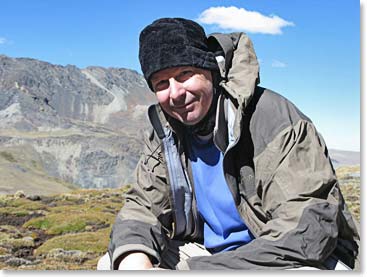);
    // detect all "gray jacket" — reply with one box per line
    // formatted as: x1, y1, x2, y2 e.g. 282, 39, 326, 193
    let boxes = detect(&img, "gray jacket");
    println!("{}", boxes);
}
108, 32, 360, 270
